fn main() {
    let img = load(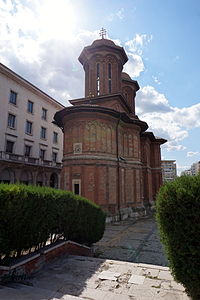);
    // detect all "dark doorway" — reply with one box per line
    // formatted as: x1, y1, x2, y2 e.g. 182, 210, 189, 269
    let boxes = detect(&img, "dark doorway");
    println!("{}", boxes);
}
50, 173, 58, 188
74, 183, 80, 195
